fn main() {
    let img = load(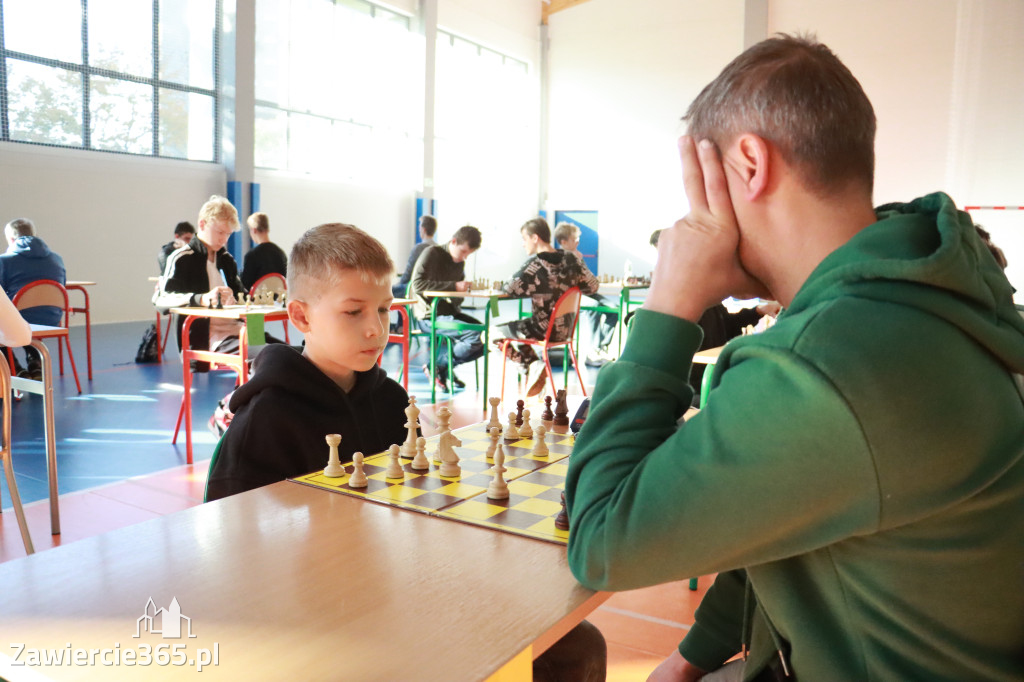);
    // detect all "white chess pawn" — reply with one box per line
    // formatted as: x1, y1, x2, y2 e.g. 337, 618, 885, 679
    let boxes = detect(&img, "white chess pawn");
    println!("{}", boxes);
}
505, 412, 520, 440
531, 424, 549, 457
486, 426, 500, 460
348, 452, 368, 488
410, 435, 429, 470
323, 434, 344, 477
385, 444, 404, 479
519, 409, 533, 439
487, 442, 509, 500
